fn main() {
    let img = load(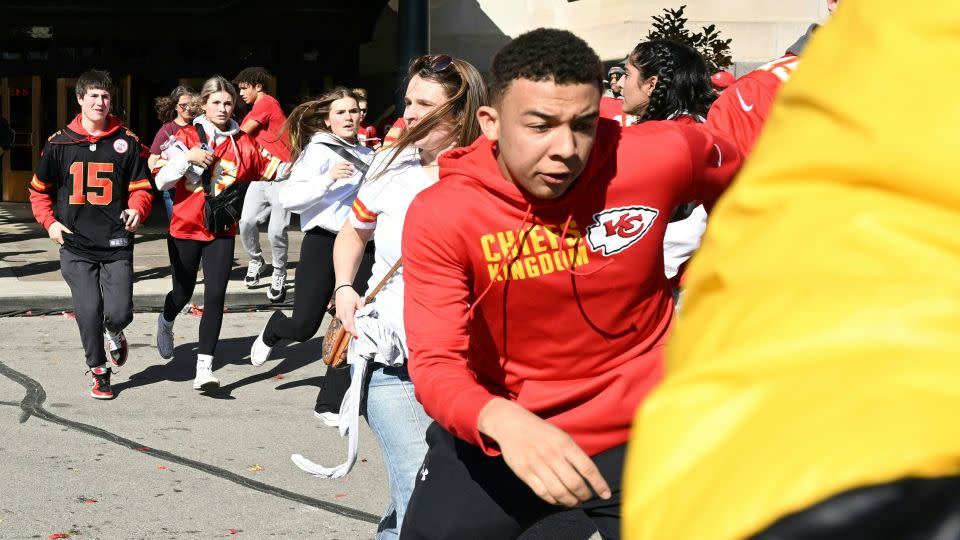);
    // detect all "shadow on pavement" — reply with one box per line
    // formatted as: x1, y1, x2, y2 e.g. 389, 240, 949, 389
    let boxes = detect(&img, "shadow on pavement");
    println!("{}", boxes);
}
113, 333, 327, 400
